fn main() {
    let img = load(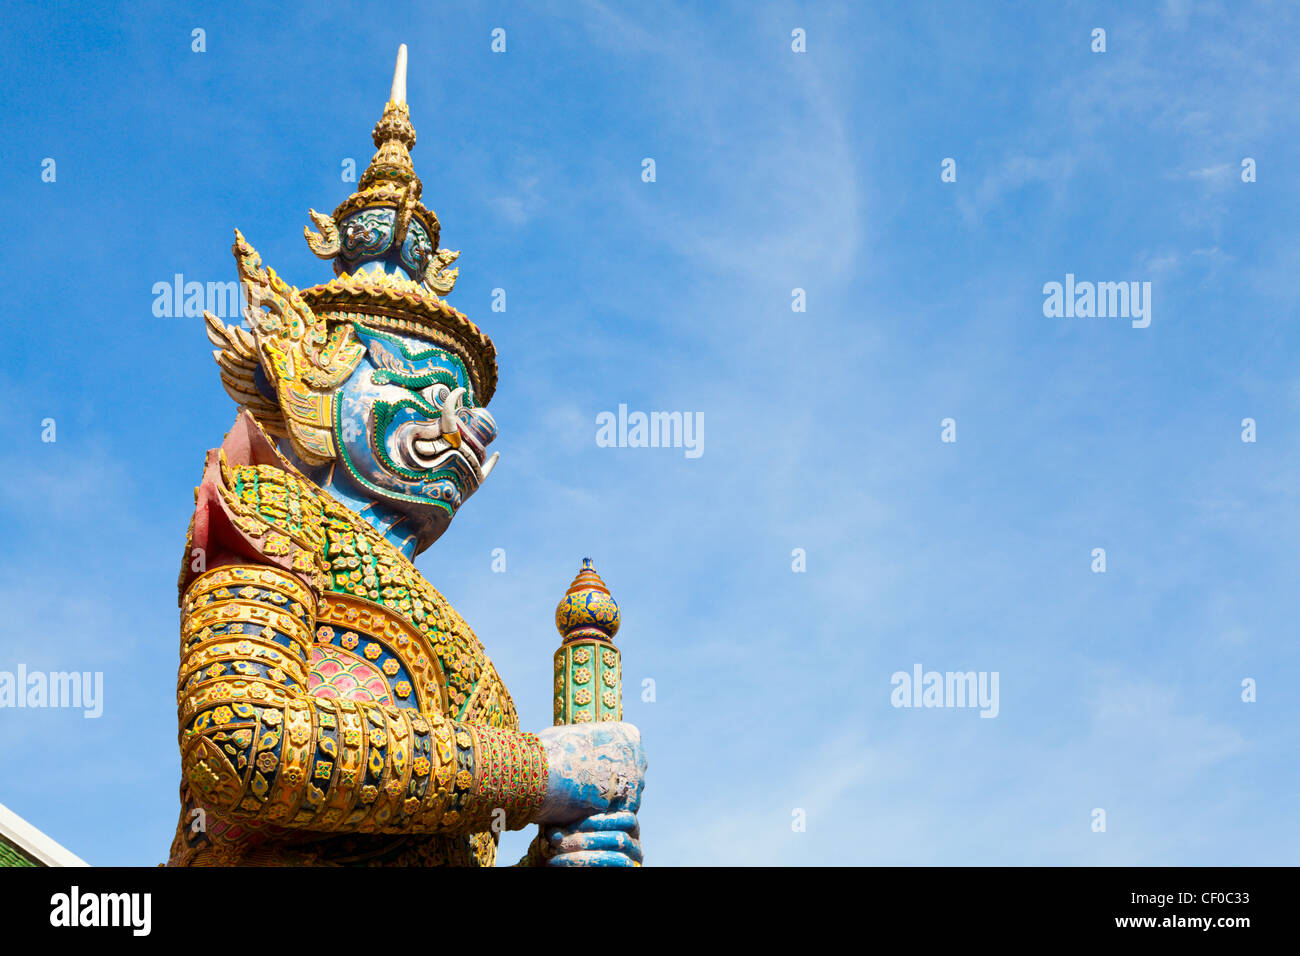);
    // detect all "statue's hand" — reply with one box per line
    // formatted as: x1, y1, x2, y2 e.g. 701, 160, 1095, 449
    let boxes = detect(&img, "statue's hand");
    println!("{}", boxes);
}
545, 811, 642, 867
535, 723, 645, 867
535, 722, 646, 822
